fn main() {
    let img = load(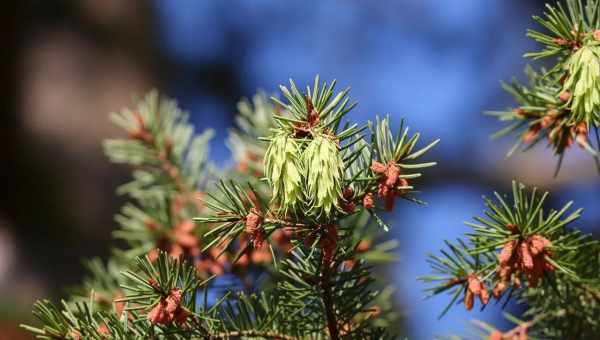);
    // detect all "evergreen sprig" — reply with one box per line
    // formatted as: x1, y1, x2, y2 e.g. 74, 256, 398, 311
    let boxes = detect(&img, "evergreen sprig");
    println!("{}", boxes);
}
490, 0, 600, 174
24, 76, 436, 339
195, 76, 437, 338
423, 182, 600, 338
